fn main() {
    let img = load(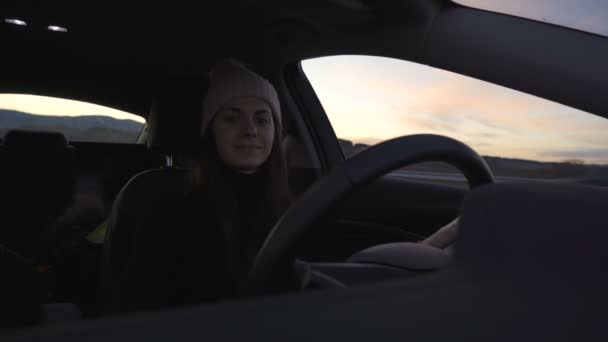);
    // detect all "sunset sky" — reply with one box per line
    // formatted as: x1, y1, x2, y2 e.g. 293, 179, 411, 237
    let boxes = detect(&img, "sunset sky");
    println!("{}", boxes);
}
302, 55, 608, 164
